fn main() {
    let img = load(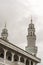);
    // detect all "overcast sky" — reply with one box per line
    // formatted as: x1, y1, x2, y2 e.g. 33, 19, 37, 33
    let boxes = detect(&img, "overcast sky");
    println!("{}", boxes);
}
0, 0, 43, 65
